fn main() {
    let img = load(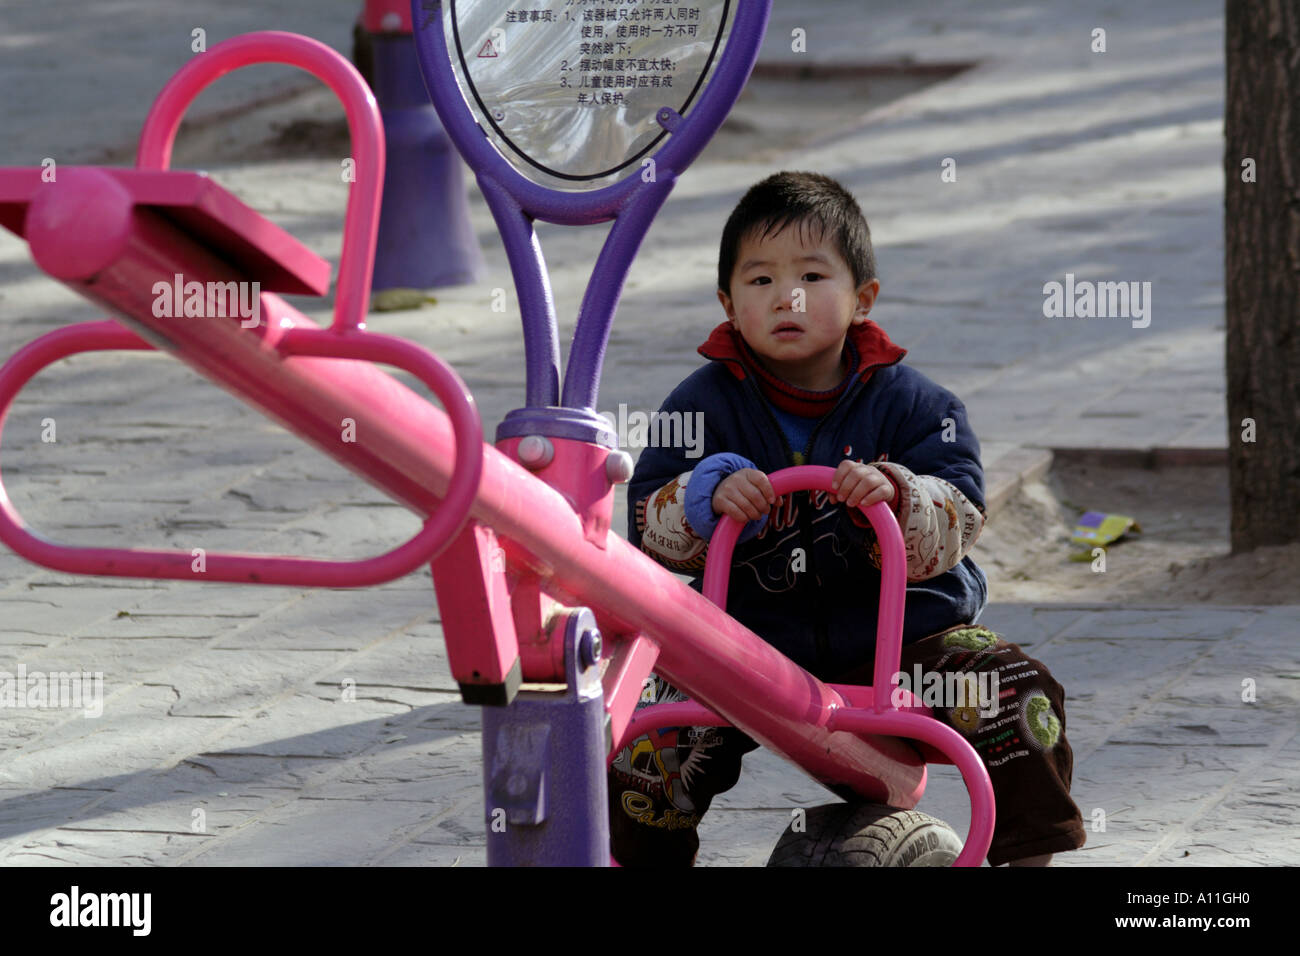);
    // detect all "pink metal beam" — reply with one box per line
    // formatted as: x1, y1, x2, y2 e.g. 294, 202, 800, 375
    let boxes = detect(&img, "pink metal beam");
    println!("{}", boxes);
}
0, 316, 483, 586
1, 192, 927, 802
0, 30, 938, 811
134, 31, 383, 335
614, 686, 996, 868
